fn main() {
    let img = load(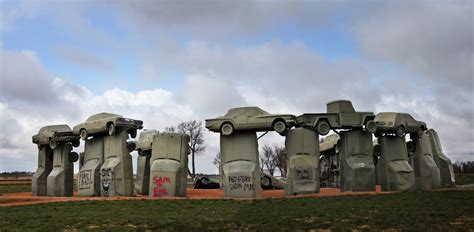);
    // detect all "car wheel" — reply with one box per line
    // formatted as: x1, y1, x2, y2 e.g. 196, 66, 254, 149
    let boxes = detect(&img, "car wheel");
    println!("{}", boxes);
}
72, 140, 80, 148
130, 129, 137, 138
320, 156, 330, 180
49, 139, 57, 149
221, 123, 234, 136
316, 121, 330, 135
127, 141, 136, 152
69, 152, 79, 163
395, 126, 405, 138
80, 129, 88, 140
108, 123, 115, 136
201, 177, 209, 185
273, 120, 287, 134
261, 176, 271, 189
365, 120, 377, 133
416, 127, 424, 138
